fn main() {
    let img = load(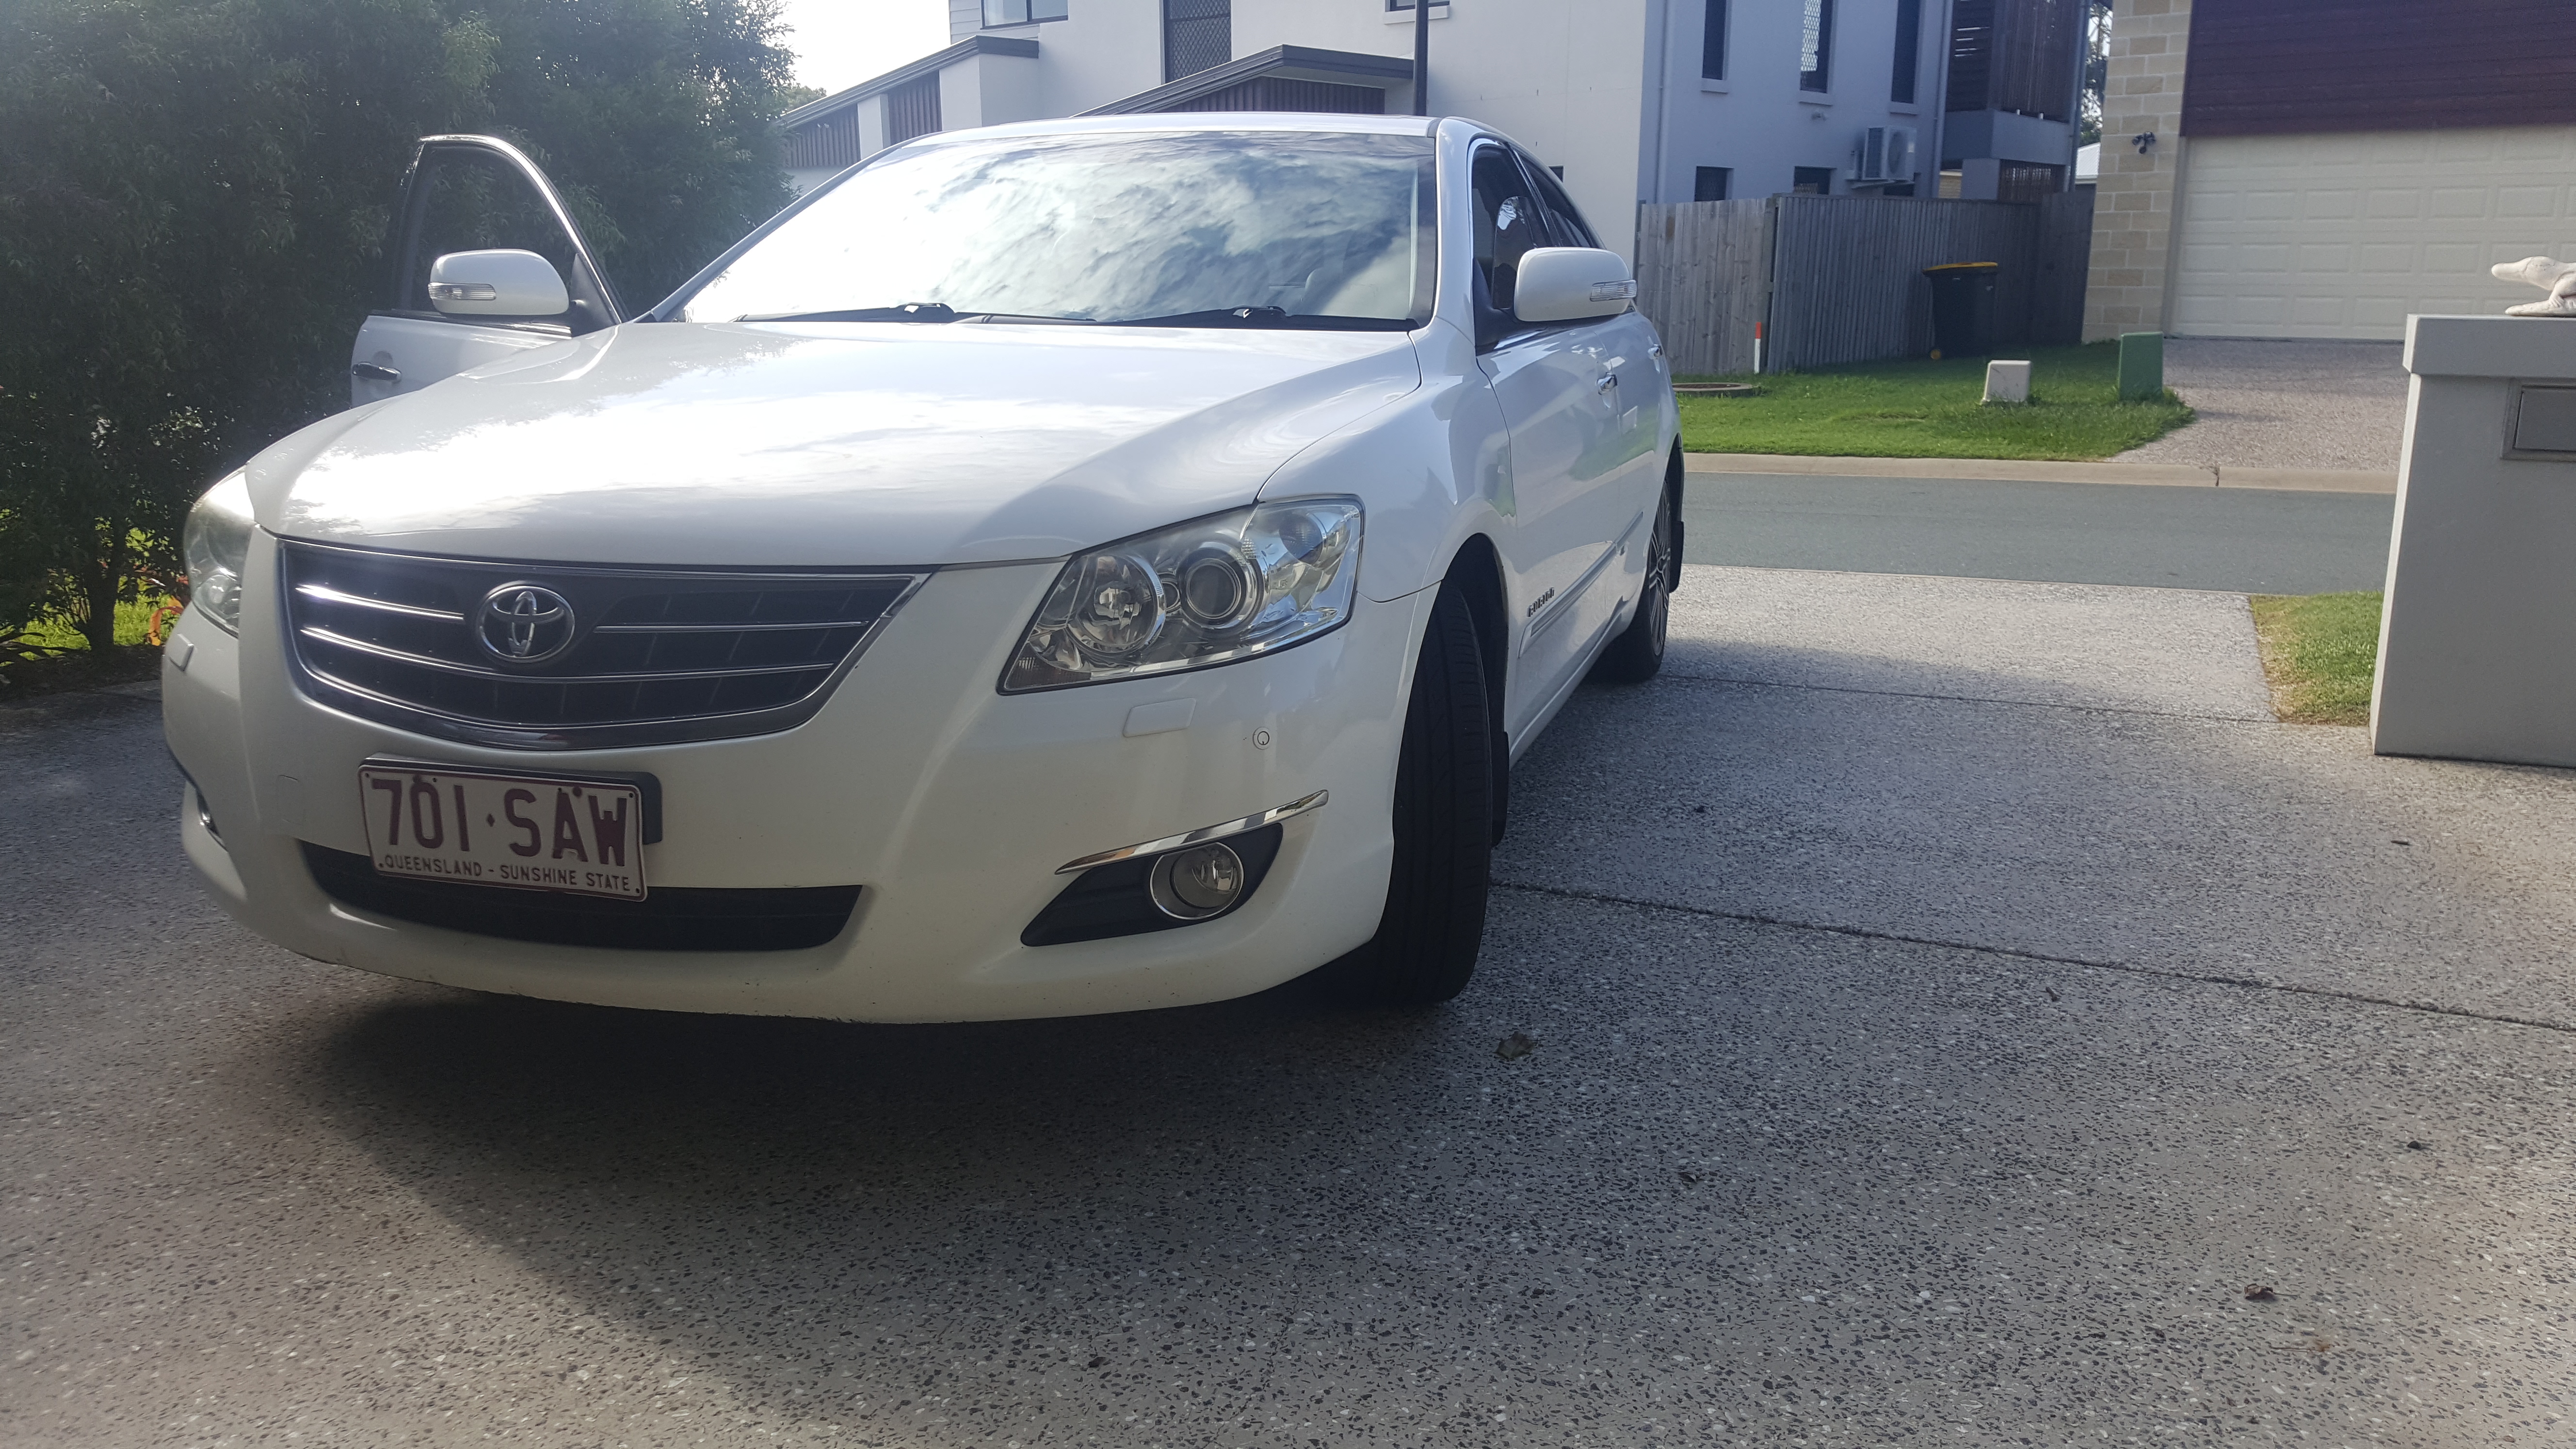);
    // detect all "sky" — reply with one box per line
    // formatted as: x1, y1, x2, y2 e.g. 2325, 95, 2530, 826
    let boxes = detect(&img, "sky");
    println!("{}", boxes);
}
772, 0, 955, 97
